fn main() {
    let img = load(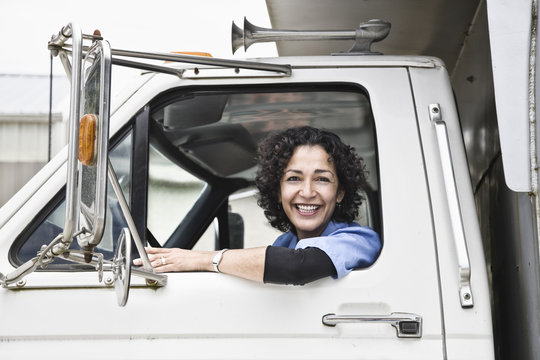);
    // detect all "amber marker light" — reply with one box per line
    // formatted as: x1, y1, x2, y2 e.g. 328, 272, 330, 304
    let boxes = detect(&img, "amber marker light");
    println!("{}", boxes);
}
171, 51, 212, 57
78, 114, 97, 166
163, 51, 213, 63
